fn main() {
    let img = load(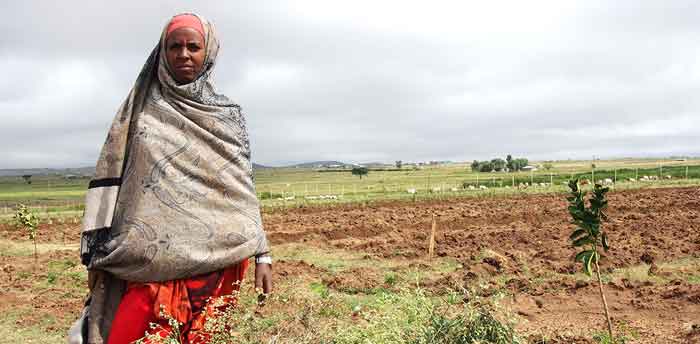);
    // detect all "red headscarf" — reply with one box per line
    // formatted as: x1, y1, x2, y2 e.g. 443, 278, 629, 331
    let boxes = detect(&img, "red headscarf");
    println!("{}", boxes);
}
166, 14, 205, 39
